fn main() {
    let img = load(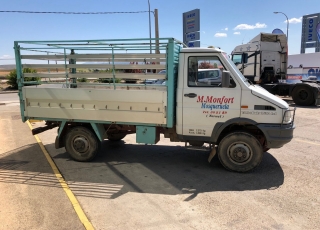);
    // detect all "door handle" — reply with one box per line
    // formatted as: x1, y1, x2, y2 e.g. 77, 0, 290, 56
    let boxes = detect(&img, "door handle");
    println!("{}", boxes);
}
184, 93, 197, 98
